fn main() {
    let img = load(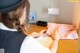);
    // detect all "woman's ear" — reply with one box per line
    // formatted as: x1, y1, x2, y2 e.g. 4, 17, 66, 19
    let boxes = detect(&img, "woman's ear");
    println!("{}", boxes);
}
0, 13, 2, 22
